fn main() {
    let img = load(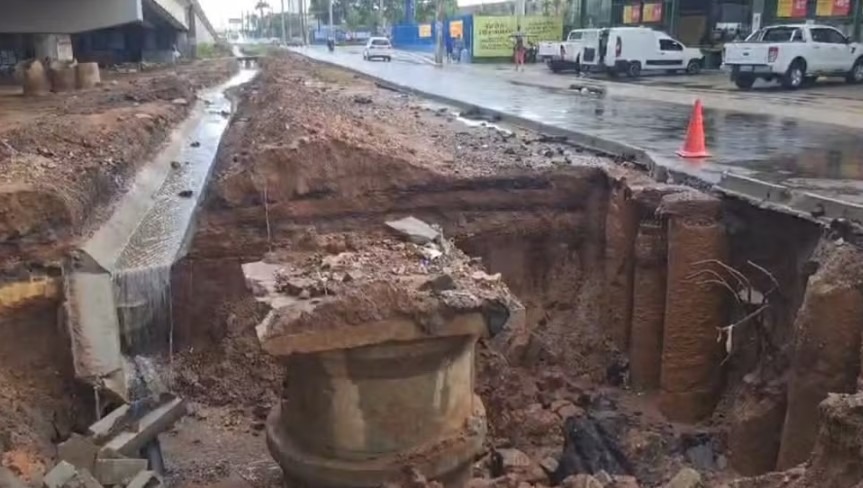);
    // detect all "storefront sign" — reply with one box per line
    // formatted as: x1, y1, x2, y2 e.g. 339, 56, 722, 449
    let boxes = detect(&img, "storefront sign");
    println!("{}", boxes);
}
816, 0, 850, 16
473, 16, 563, 57
450, 19, 464, 38
777, 0, 808, 17
642, 2, 662, 22
418, 23, 432, 38
623, 4, 642, 24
